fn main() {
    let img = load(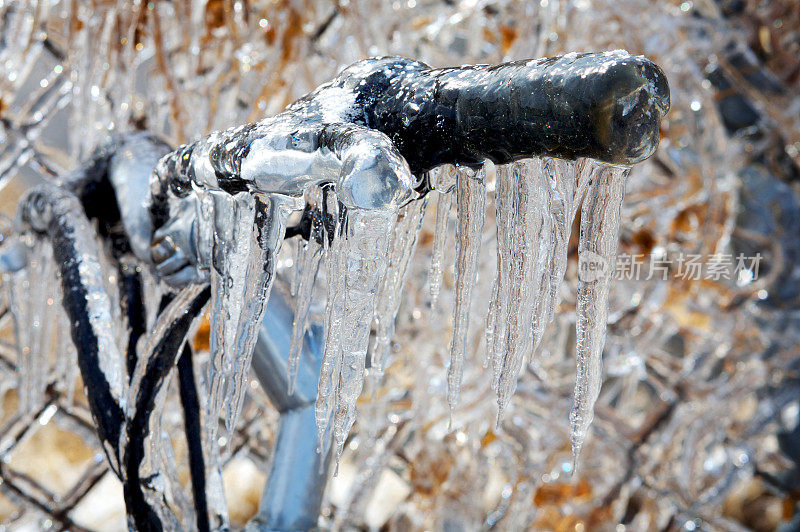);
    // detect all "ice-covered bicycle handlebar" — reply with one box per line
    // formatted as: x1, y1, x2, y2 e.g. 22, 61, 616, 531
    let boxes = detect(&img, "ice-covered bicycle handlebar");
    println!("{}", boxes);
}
6, 50, 668, 531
